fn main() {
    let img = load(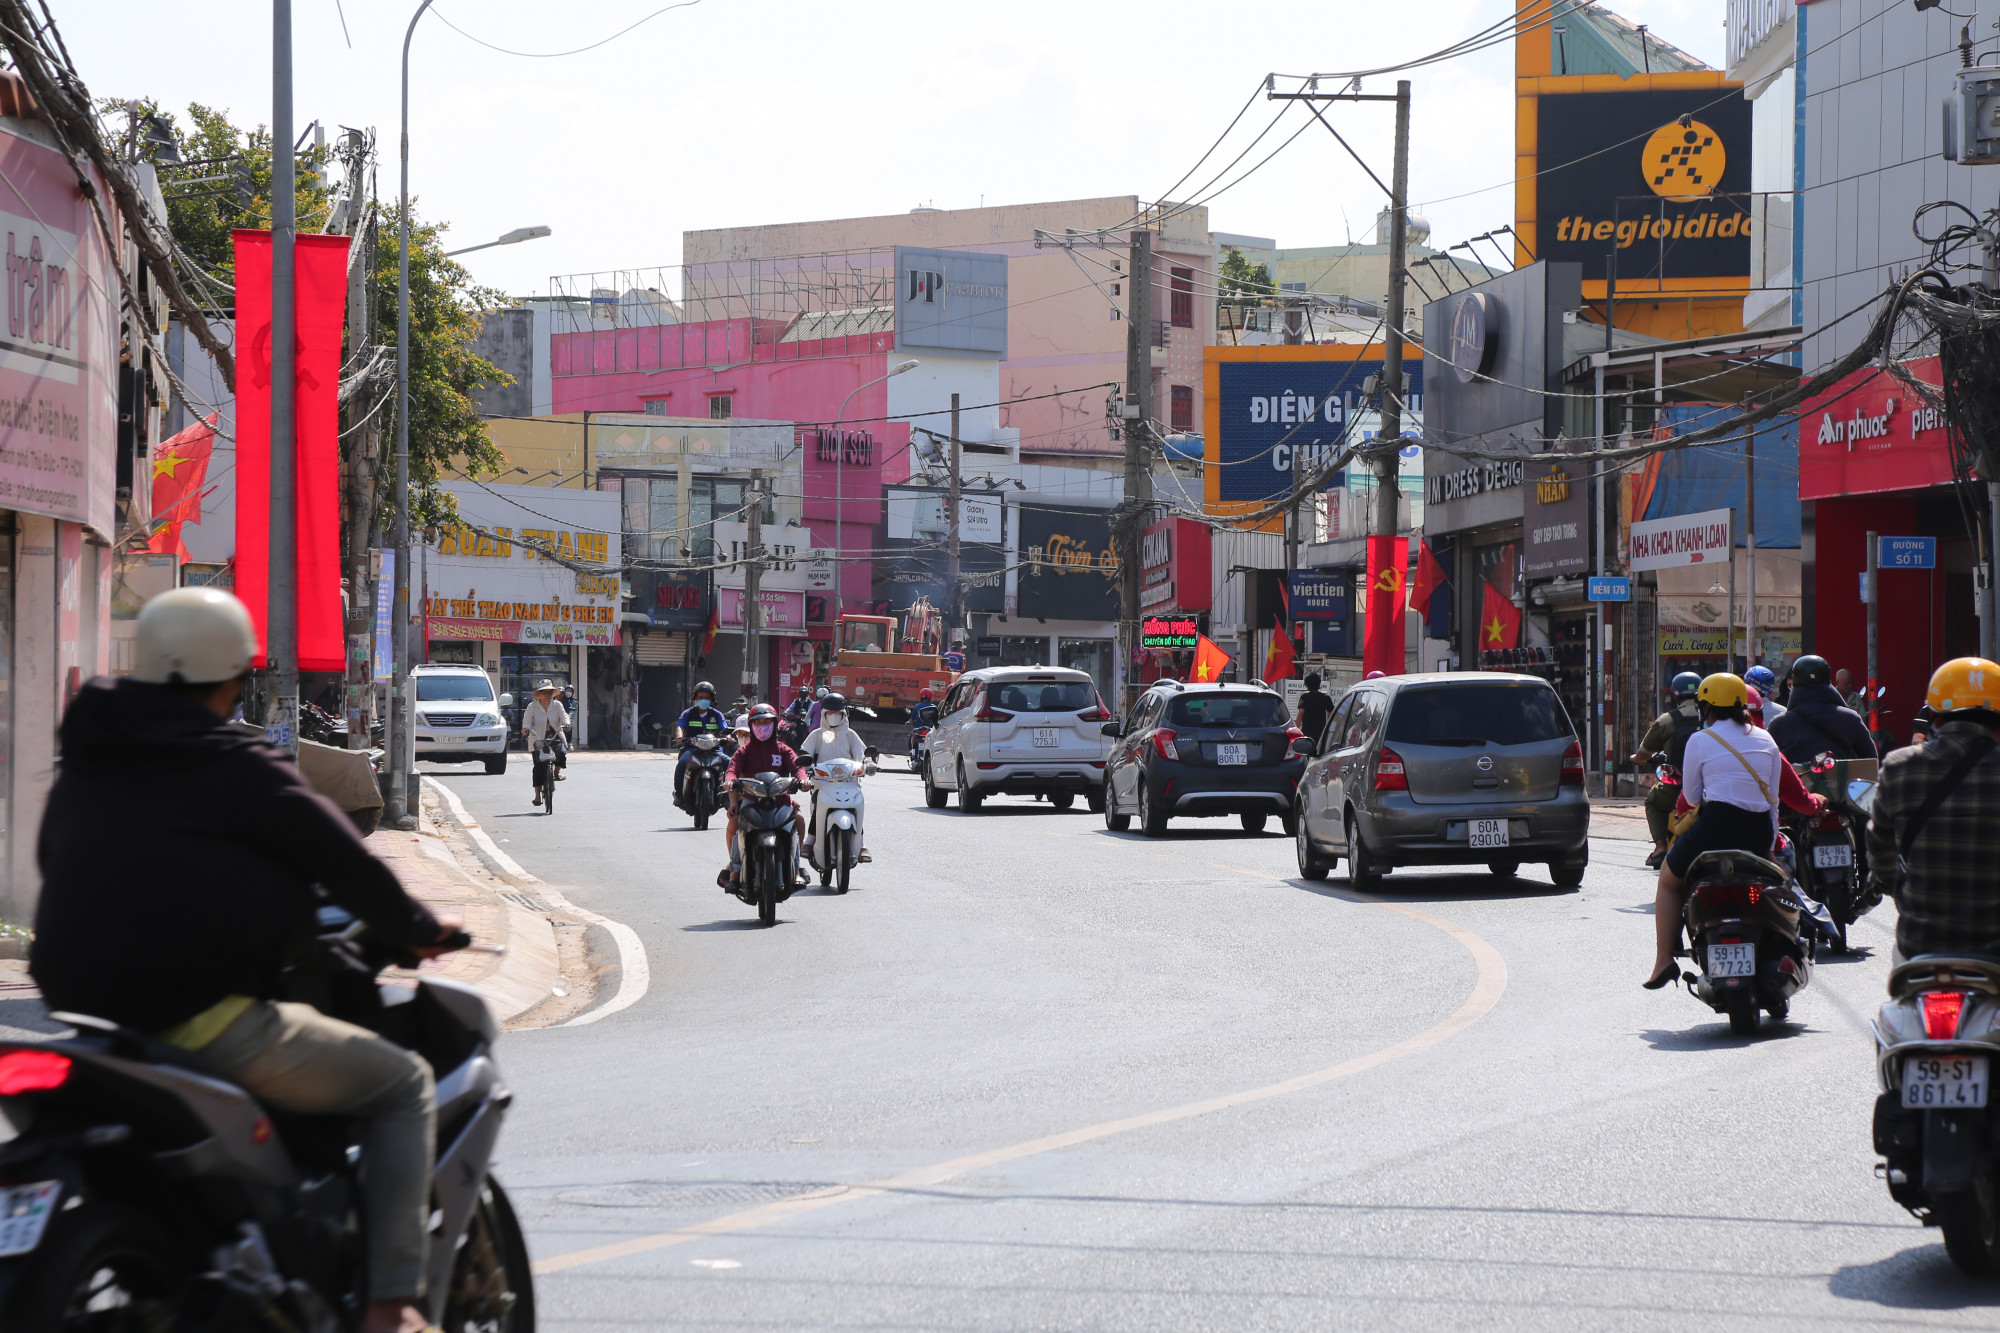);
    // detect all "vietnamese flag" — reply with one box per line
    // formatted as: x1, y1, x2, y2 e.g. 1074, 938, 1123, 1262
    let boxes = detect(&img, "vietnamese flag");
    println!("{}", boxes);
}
1480, 580, 1522, 652
1260, 614, 1296, 685
700, 600, 720, 660
144, 414, 218, 557
1363, 534, 1407, 677
1190, 634, 1231, 683
1408, 536, 1447, 616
